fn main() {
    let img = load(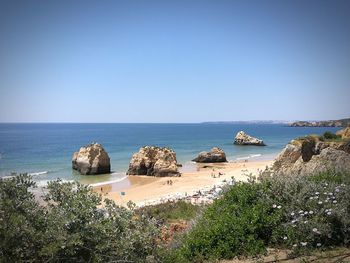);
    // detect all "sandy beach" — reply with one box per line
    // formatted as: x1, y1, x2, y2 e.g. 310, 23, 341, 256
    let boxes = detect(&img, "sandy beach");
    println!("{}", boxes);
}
92, 159, 273, 206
